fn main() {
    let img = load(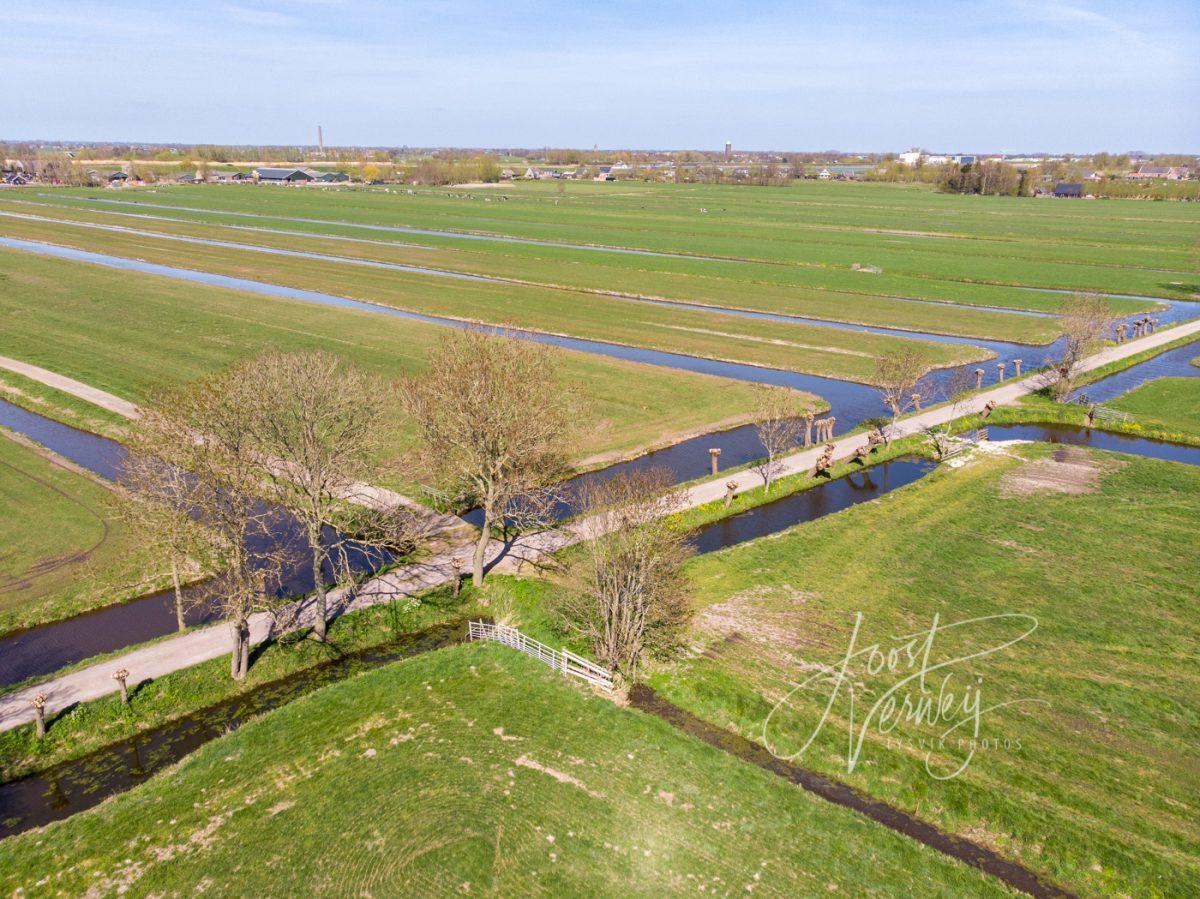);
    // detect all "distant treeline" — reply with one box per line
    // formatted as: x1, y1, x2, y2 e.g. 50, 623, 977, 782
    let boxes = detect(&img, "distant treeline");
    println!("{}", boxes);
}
870, 159, 1199, 200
